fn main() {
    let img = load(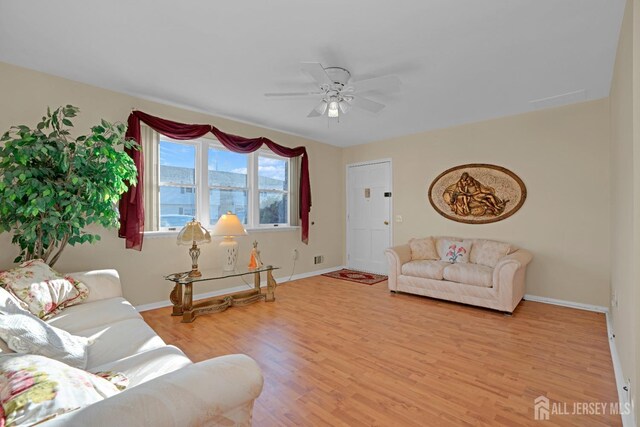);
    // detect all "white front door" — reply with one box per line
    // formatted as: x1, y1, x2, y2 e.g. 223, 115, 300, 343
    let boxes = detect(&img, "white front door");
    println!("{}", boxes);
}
347, 160, 392, 274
